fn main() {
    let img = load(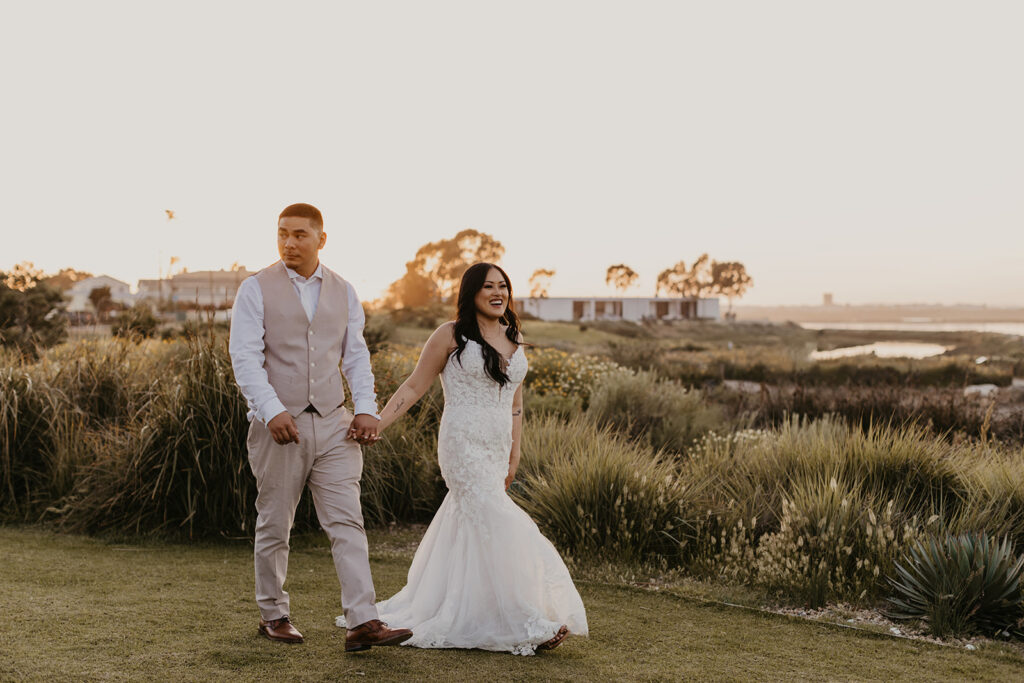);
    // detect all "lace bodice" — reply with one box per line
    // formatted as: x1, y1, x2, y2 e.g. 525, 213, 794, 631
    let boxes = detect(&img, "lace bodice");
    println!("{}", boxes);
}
440, 339, 527, 409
